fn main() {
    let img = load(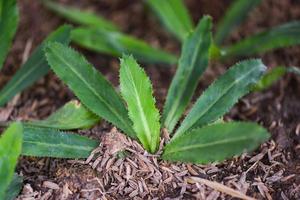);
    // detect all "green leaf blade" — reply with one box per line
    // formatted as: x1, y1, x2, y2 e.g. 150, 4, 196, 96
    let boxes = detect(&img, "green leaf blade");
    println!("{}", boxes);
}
146, 0, 193, 41
162, 122, 270, 164
26, 100, 100, 130
0, 0, 19, 70
0, 25, 71, 106
22, 126, 99, 158
120, 55, 160, 153
223, 21, 300, 58
0, 122, 23, 198
162, 16, 212, 133
43, 0, 118, 31
45, 42, 135, 138
215, 0, 261, 45
175, 59, 266, 138
71, 27, 177, 64
4, 174, 23, 200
